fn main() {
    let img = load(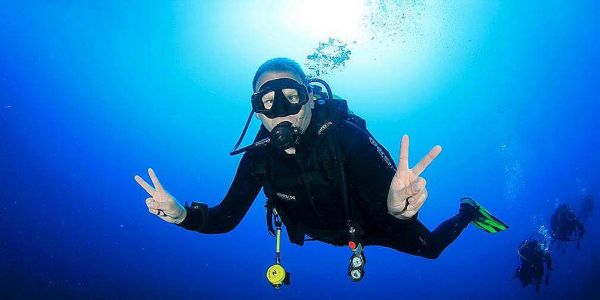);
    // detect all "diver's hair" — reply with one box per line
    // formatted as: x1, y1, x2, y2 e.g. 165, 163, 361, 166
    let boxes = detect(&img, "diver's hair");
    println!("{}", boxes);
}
252, 57, 308, 91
